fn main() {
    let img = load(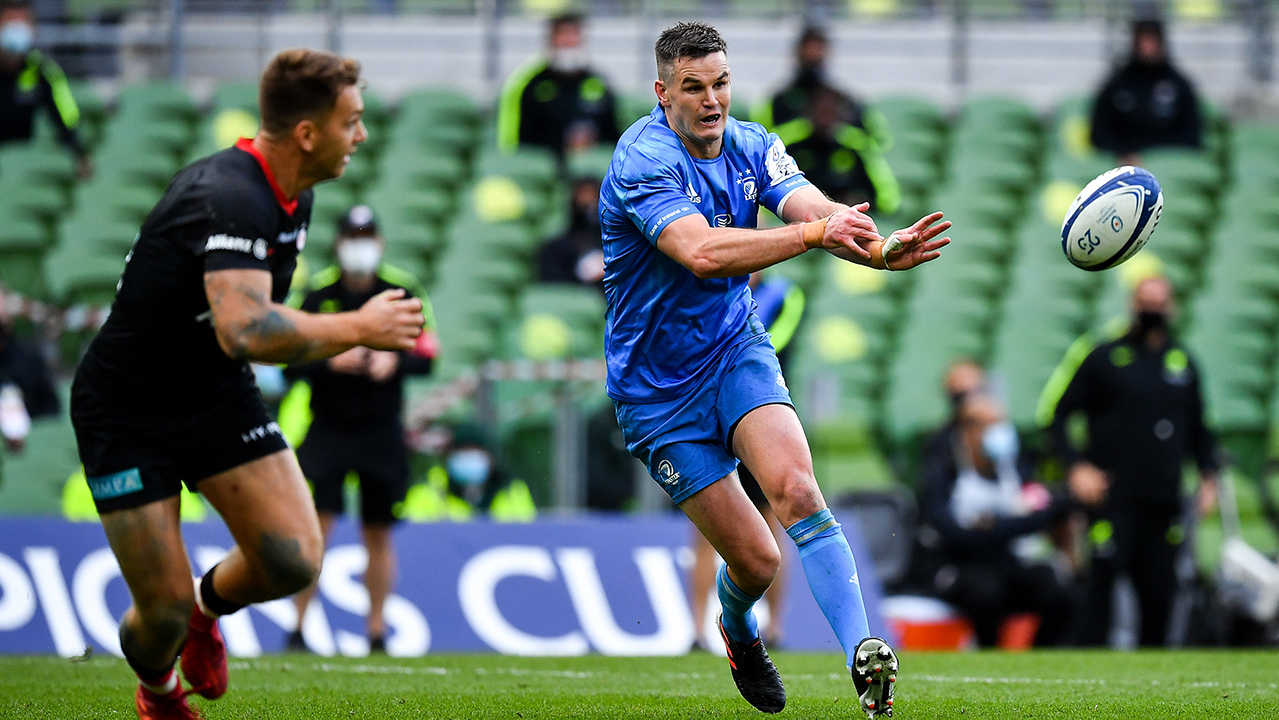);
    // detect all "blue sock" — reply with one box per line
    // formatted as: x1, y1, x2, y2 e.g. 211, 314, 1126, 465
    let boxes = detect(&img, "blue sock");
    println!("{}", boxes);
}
787, 508, 870, 668
716, 563, 762, 644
